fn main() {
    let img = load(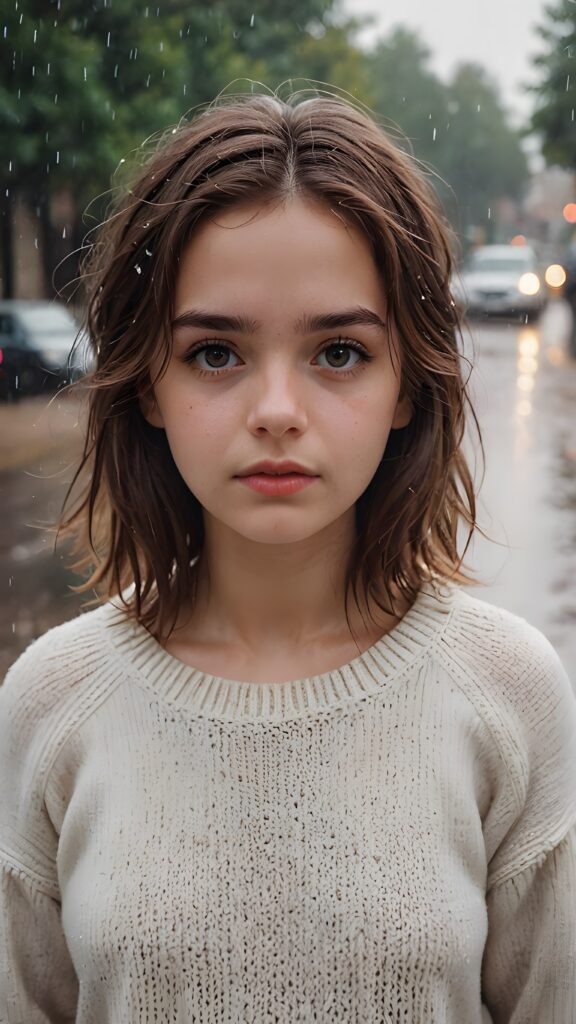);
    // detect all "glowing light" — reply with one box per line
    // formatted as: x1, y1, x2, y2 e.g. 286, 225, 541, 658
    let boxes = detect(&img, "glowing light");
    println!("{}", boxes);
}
517, 356, 538, 375
518, 272, 540, 296
510, 234, 526, 246
516, 399, 532, 417
563, 203, 576, 223
517, 374, 535, 393
544, 263, 567, 287
518, 330, 539, 357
